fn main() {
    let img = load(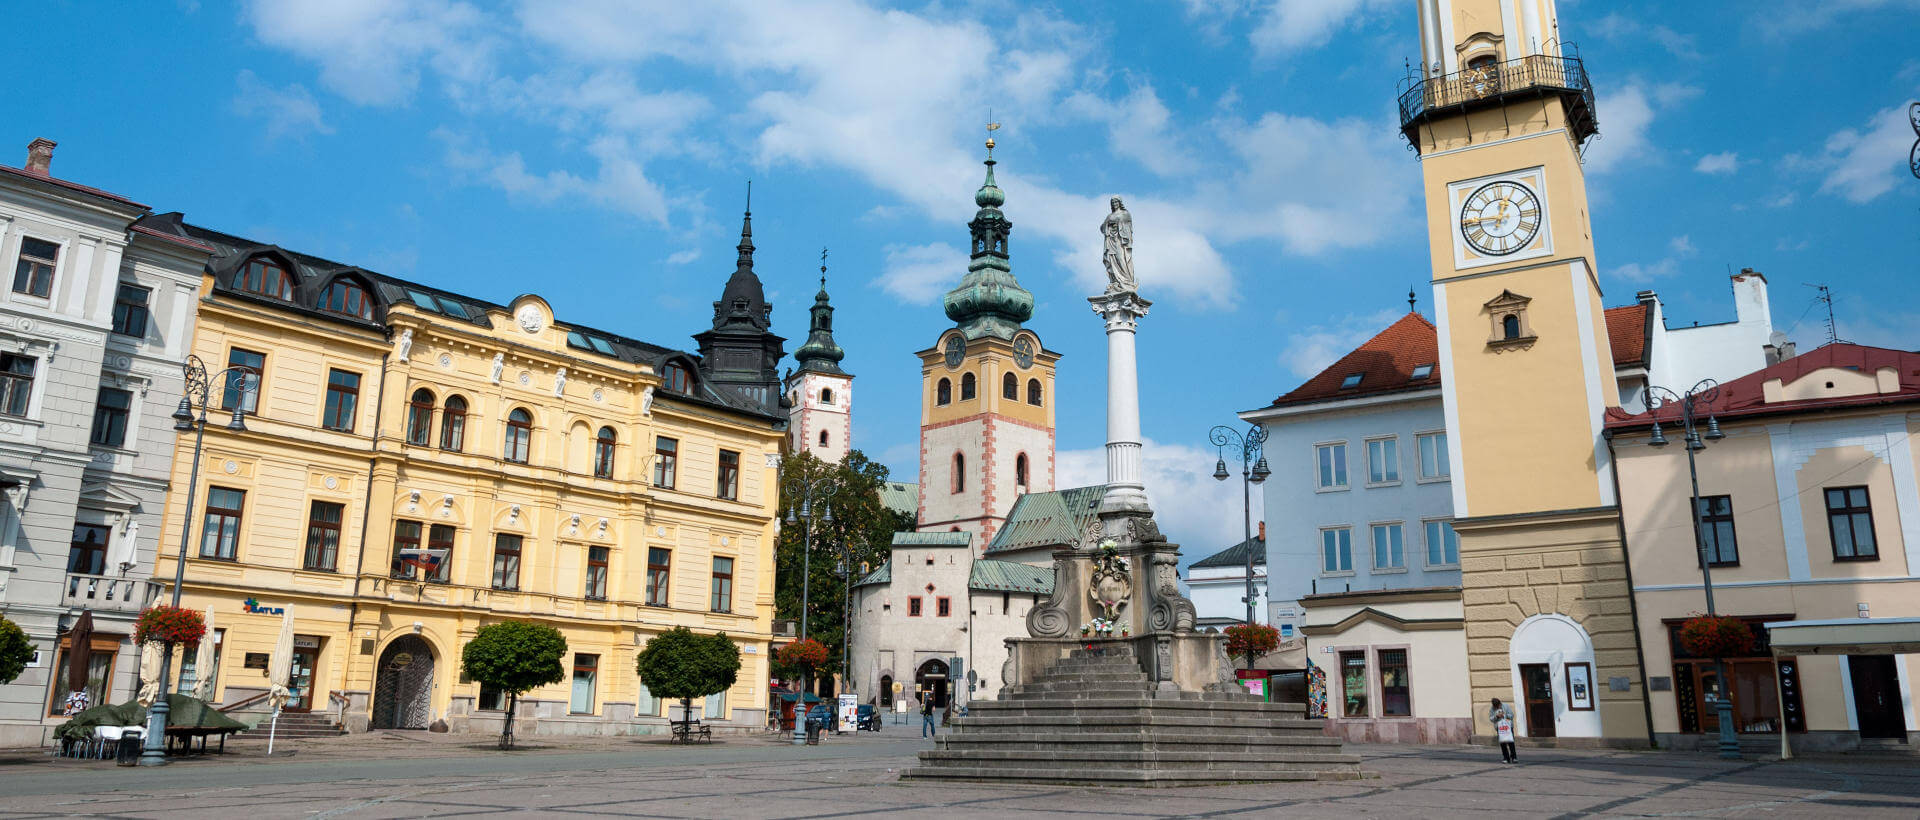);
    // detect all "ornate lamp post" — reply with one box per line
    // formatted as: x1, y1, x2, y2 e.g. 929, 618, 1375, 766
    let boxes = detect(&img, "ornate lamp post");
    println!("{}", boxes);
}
1210, 424, 1271, 637
783, 473, 835, 745
1646, 380, 1738, 760
140, 354, 254, 767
